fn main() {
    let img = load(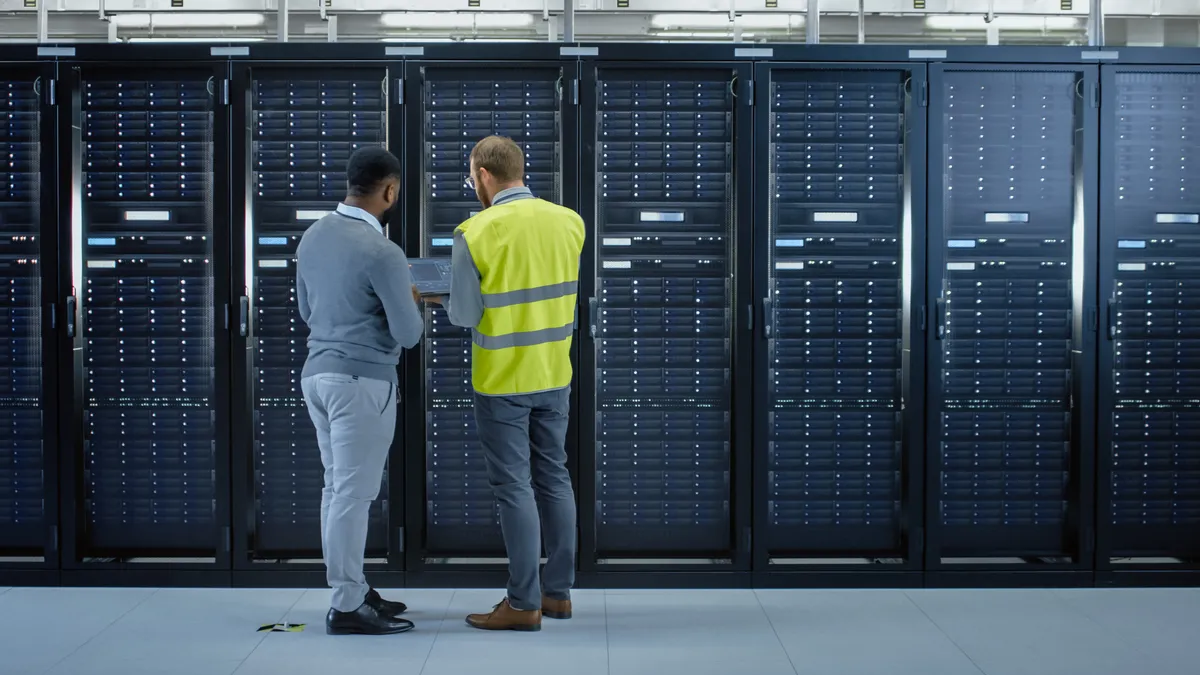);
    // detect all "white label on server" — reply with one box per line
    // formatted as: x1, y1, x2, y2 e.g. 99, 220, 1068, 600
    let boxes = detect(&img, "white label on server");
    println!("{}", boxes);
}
124, 210, 171, 222
813, 212, 859, 223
